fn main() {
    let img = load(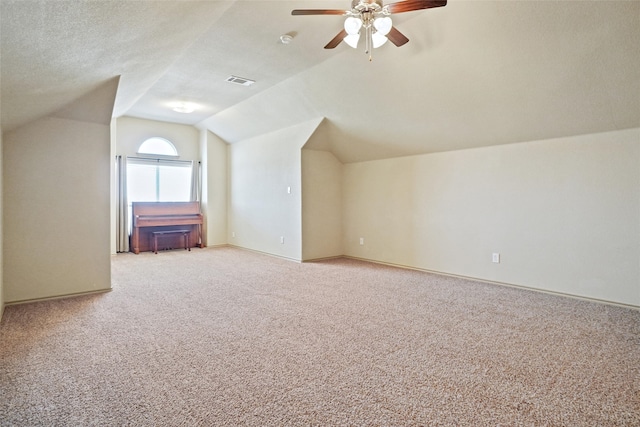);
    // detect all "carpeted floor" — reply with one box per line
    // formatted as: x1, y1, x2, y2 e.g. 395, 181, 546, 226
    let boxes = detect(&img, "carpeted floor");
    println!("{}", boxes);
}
1, 246, 638, 426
